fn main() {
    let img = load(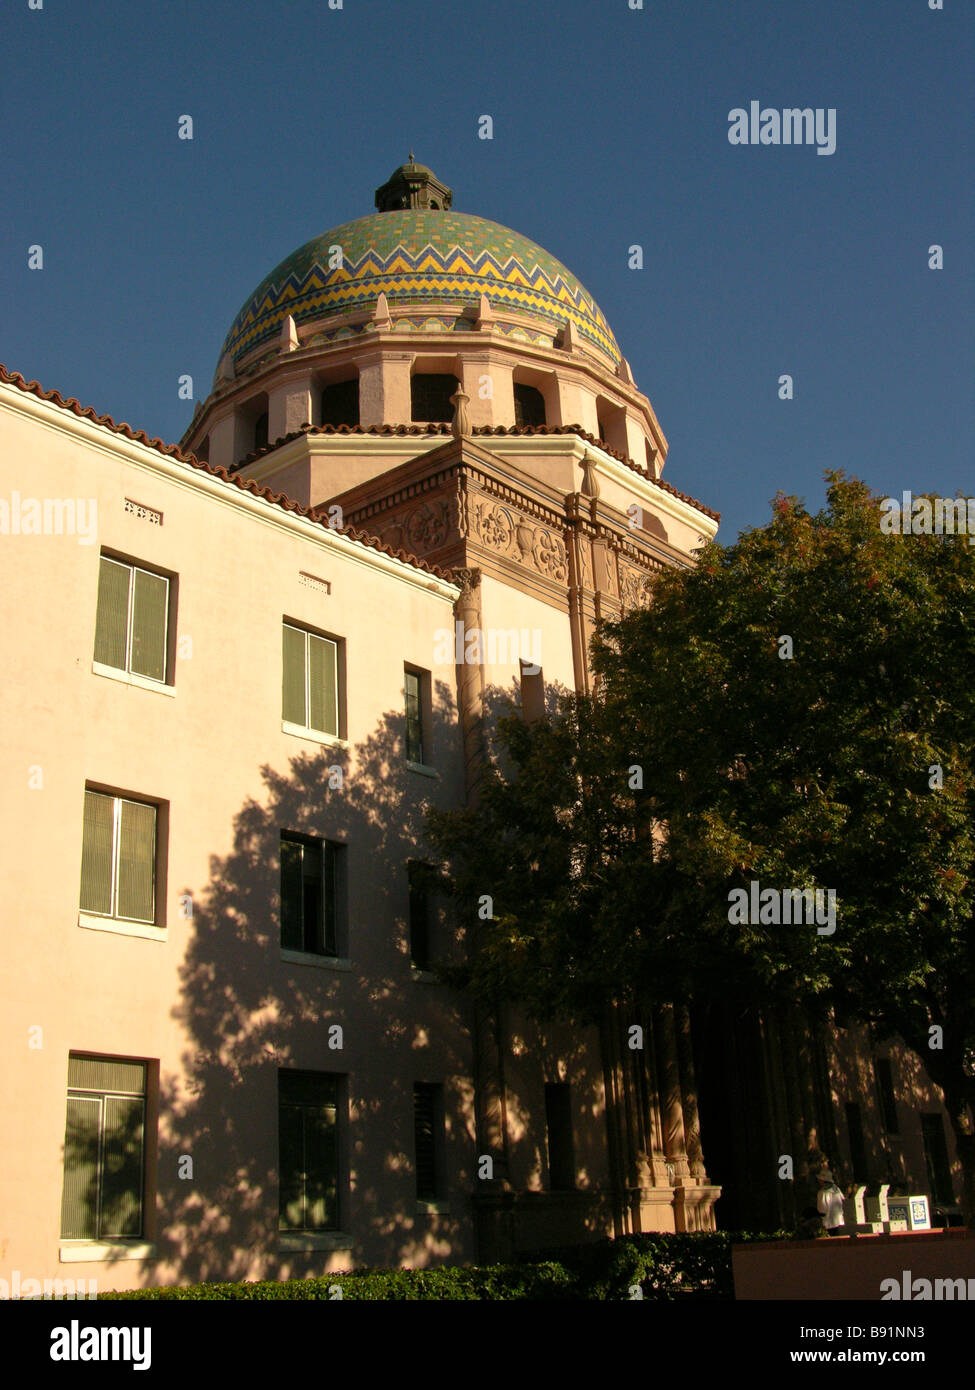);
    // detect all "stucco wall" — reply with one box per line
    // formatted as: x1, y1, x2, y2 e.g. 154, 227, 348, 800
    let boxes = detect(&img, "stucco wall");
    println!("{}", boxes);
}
0, 391, 473, 1290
